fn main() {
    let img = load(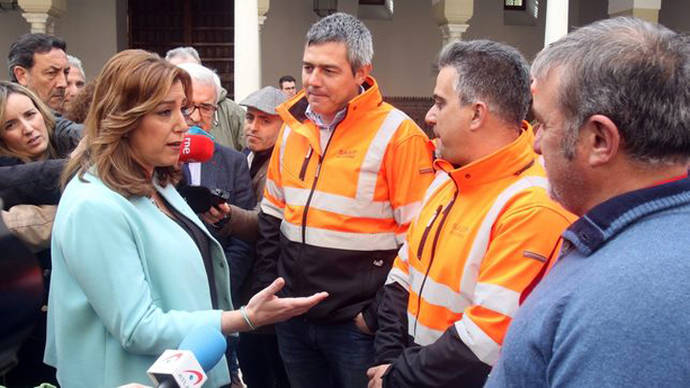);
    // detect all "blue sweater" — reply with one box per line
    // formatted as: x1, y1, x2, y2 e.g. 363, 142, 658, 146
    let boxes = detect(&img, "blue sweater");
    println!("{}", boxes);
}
486, 178, 690, 387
